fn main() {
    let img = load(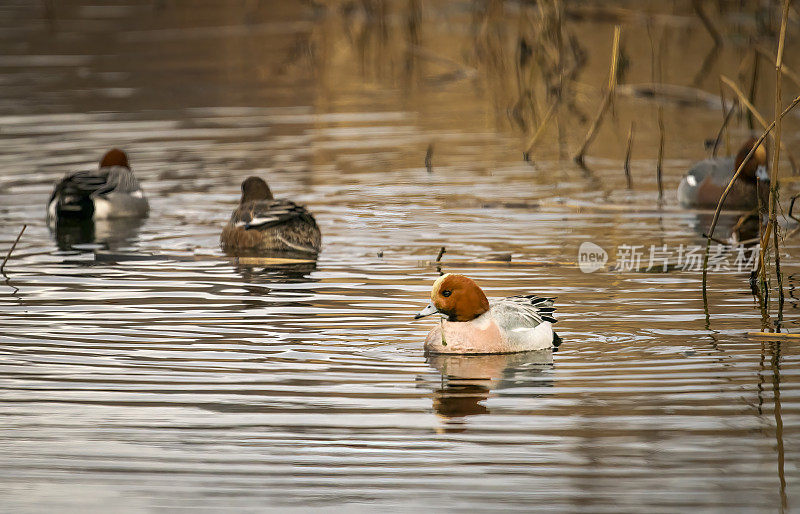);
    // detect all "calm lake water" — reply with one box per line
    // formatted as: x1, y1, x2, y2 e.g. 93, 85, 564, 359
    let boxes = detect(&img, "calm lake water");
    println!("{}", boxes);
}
2, 1, 800, 511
